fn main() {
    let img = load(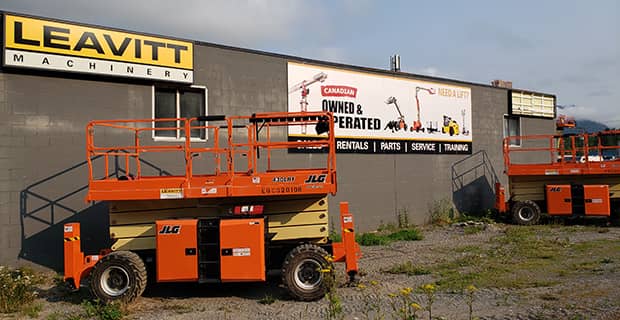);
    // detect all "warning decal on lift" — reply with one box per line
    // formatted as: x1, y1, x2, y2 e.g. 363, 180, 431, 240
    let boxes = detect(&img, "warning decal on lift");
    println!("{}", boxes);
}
160, 188, 183, 199
232, 248, 251, 257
